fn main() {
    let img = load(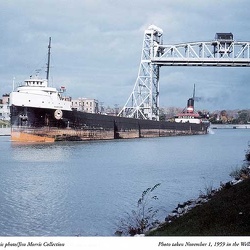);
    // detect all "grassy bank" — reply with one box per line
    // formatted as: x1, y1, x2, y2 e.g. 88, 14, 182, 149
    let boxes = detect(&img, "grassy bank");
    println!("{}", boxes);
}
147, 178, 250, 236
